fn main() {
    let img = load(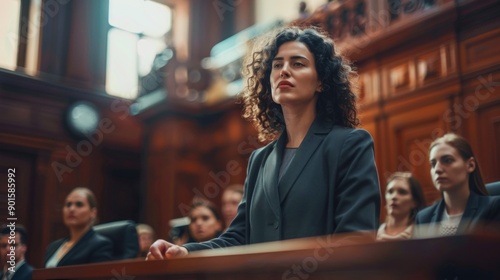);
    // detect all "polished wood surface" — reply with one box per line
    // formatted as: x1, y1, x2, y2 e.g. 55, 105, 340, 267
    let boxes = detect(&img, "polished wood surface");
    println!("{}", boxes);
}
2, 0, 499, 270
33, 232, 500, 280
